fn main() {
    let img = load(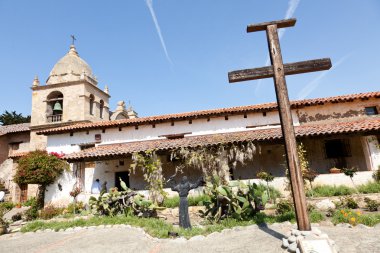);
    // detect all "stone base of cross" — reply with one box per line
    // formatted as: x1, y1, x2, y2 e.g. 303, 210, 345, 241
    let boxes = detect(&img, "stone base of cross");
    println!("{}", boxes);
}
228, 18, 332, 231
